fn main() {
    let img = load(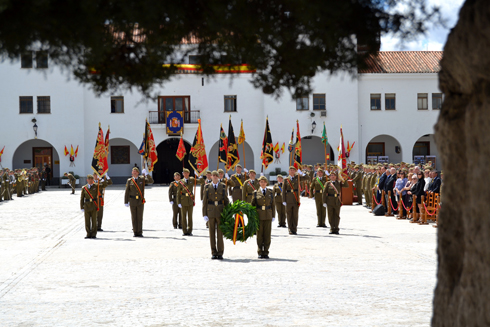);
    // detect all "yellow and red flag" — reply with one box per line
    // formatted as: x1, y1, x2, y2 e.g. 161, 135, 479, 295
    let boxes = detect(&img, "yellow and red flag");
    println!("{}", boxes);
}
294, 121, 302, 170
0, 146, 4, 162
70, 145, 74, 156
74, 145, 79, 157
144, 120, 158, 172
189, 119, 208, 175
338, 126, 348, 181
281, 143, 285, 154
273, 142, 280, 153
176, 133, 187, 161
64, 146, 69, 156
91, 124, 109, 177
237, 119, 245, 145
